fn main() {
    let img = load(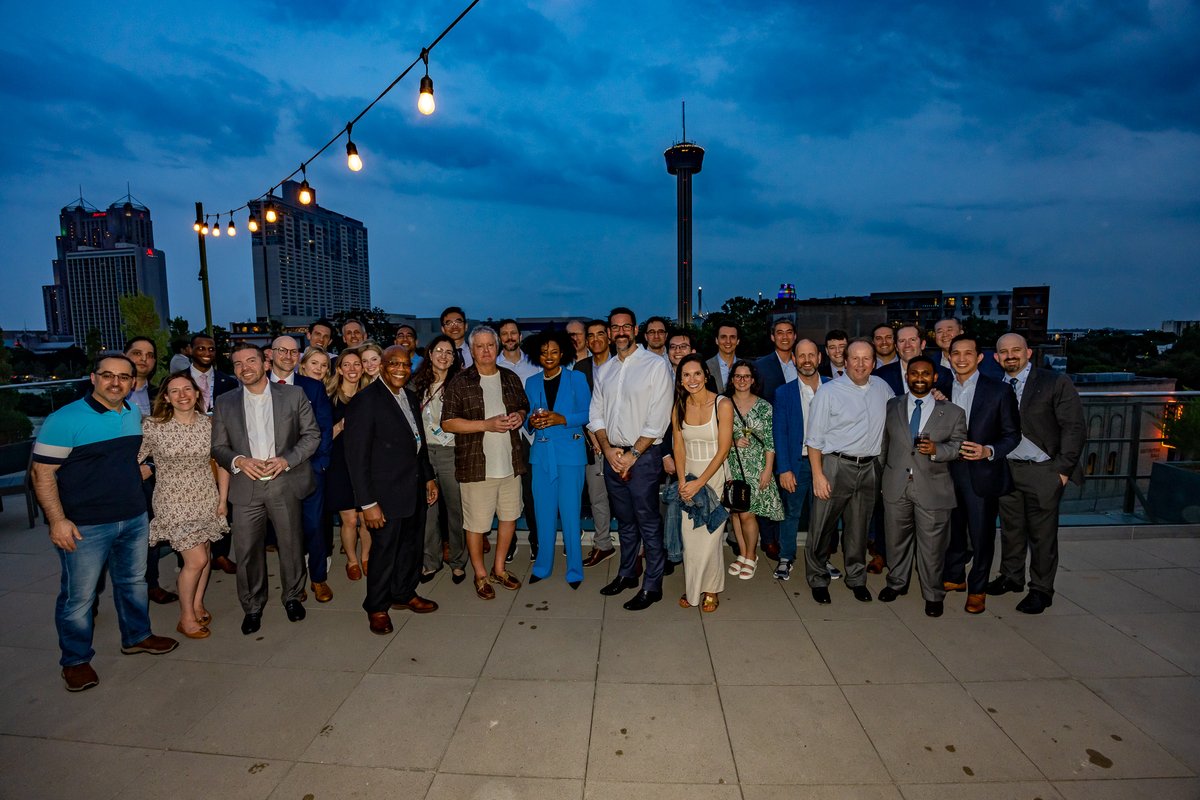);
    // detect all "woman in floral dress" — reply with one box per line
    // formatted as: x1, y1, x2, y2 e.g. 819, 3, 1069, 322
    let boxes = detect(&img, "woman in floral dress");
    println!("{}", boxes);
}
724, 361, 784, 580
138, 372, 229, 638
